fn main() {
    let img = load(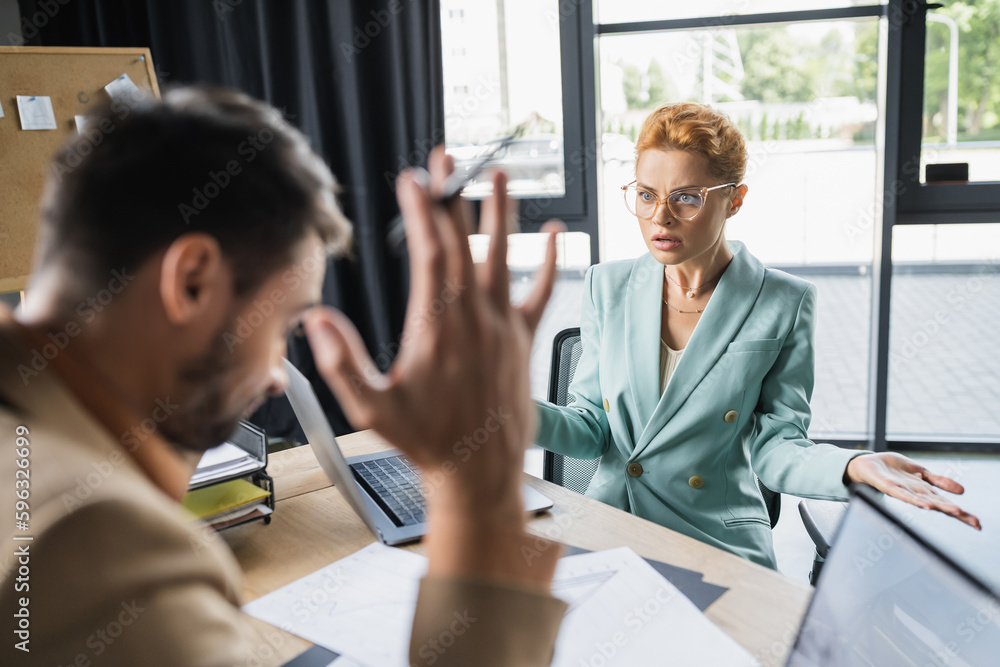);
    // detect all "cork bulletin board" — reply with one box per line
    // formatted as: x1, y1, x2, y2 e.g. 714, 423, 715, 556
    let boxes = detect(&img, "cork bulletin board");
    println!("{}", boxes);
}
0, 46, 160, 293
